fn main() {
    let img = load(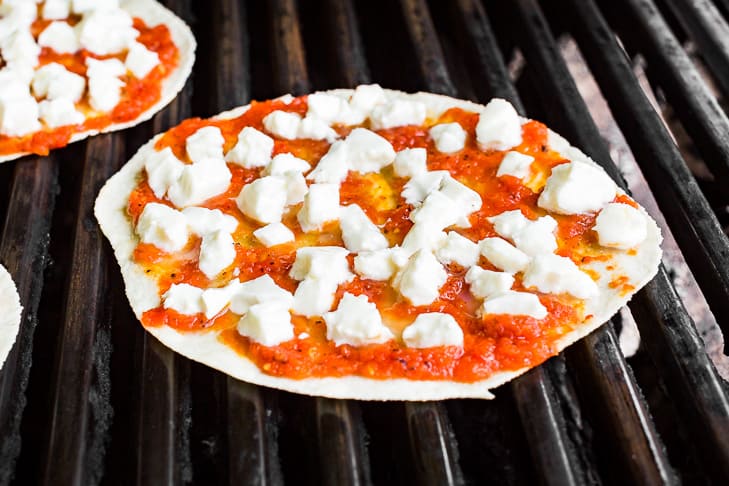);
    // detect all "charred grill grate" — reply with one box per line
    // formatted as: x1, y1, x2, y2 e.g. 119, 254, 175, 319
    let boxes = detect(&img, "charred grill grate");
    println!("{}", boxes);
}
1, 0, 729, 484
